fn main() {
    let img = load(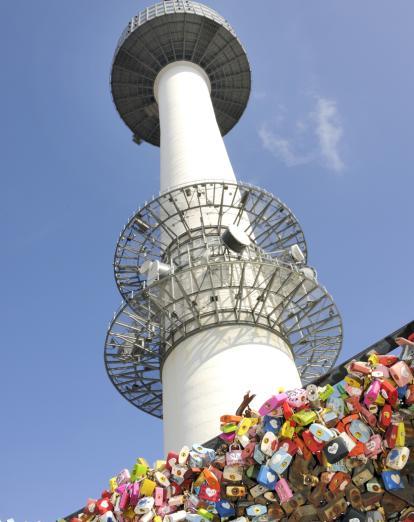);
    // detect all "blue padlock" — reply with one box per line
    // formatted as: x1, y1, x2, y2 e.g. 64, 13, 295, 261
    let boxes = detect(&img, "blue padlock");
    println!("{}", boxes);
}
309, 422, 334, 442
348, 419, 371, 443
263, 415, 282, 434
256, 465, 278, 488
246, 505, 267, 517
268, 449, 292, 474
381, 470, 404, 491
215, 500, 235, 518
